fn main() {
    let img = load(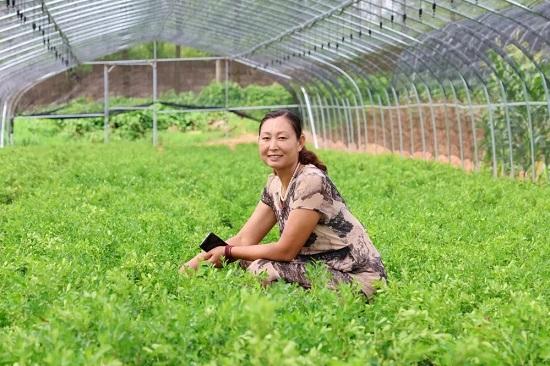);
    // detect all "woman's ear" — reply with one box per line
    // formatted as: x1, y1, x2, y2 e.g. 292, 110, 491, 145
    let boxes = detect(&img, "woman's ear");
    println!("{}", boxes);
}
298, 134, 306, 151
